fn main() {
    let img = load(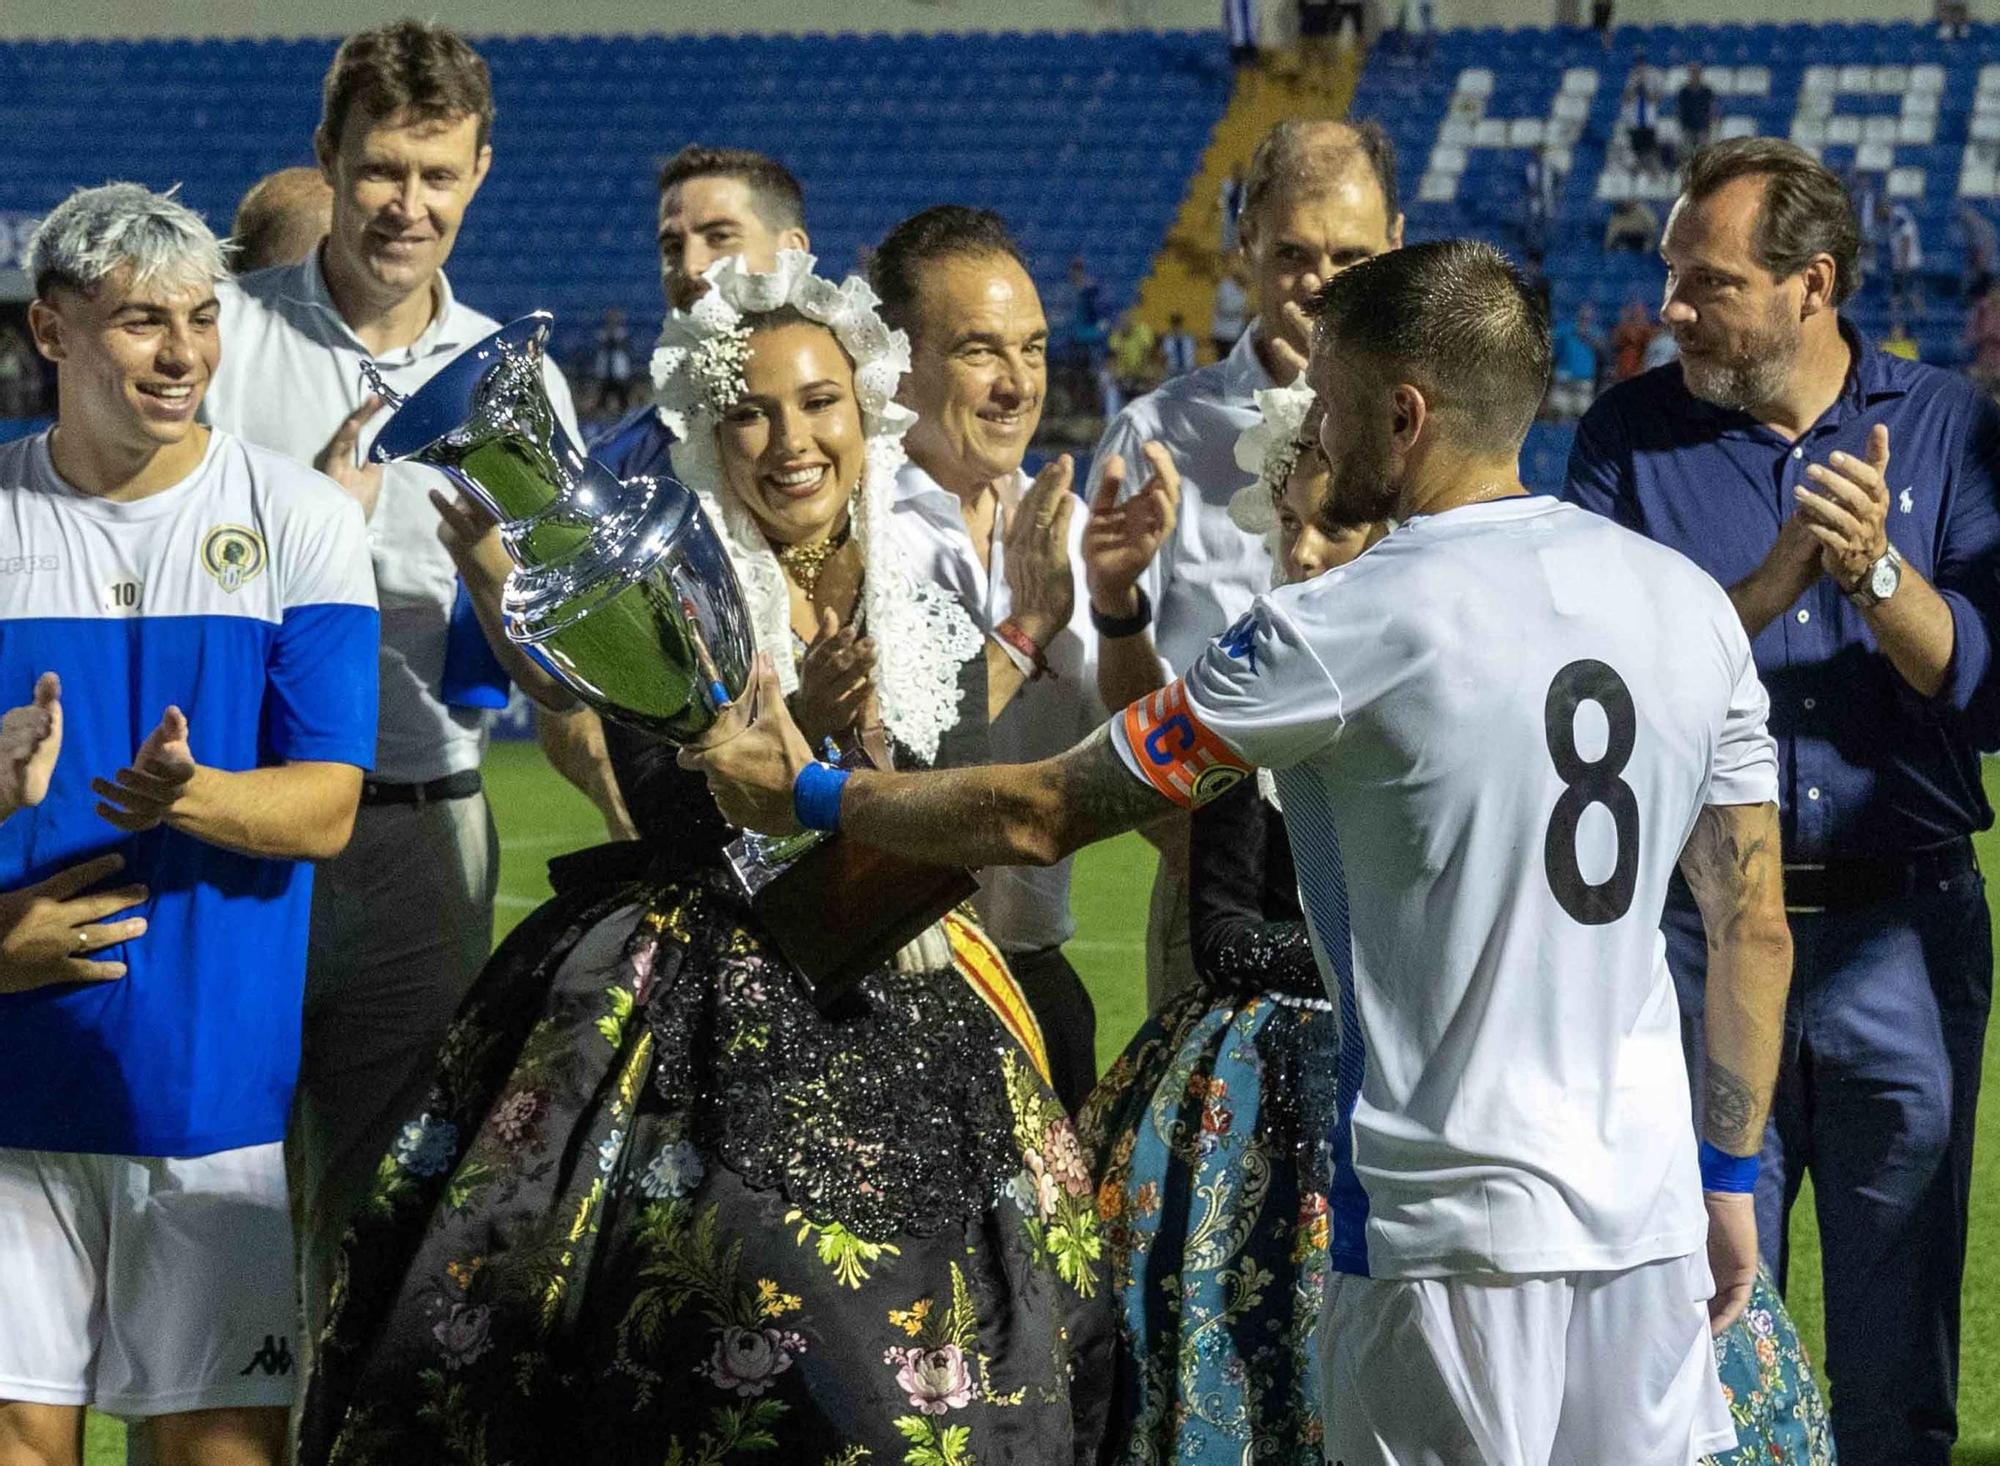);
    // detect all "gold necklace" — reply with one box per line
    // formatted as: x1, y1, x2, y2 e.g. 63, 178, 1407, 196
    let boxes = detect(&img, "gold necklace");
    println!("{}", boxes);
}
773, 519, 853, 598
